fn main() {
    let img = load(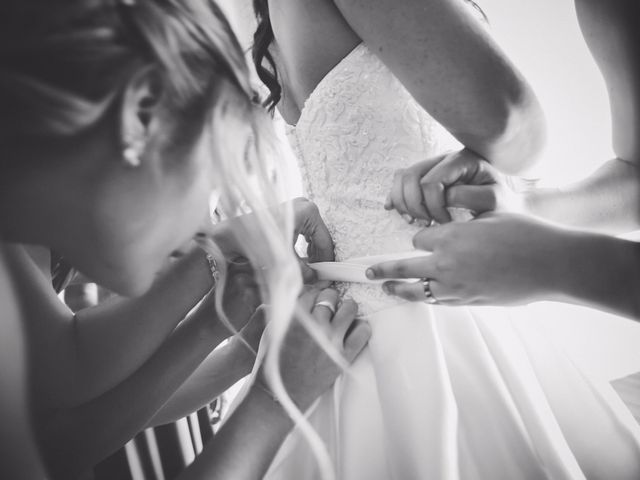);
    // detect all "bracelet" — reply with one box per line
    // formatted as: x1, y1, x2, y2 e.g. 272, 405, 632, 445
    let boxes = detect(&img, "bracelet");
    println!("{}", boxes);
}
204, 252, 220, 287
